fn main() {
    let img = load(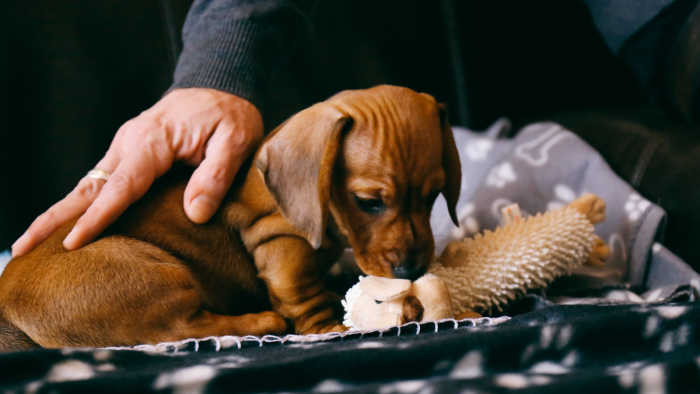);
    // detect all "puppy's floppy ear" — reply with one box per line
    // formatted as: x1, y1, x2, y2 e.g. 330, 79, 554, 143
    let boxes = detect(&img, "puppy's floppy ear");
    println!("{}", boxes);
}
438, 103, 461, 225
256, 103, 352, 249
